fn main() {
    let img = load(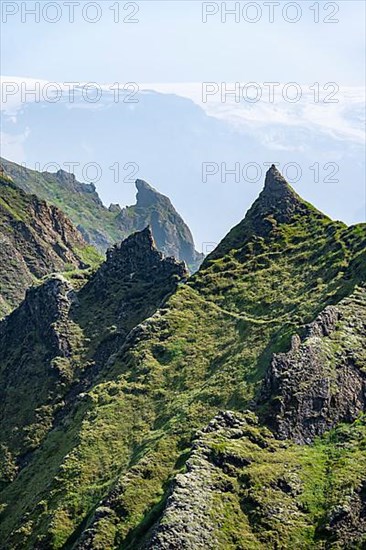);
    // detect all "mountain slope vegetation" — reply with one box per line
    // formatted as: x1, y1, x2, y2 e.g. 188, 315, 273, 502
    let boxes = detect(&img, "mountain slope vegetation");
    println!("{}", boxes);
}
0, 166, 365, 549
